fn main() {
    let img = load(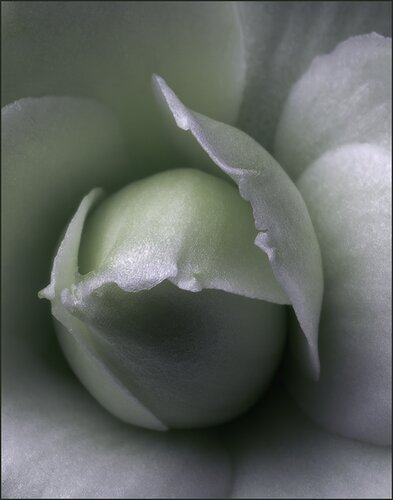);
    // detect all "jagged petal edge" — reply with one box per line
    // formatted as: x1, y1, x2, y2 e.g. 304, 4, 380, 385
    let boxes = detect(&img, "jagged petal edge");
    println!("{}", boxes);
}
154, 75, 323, 379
